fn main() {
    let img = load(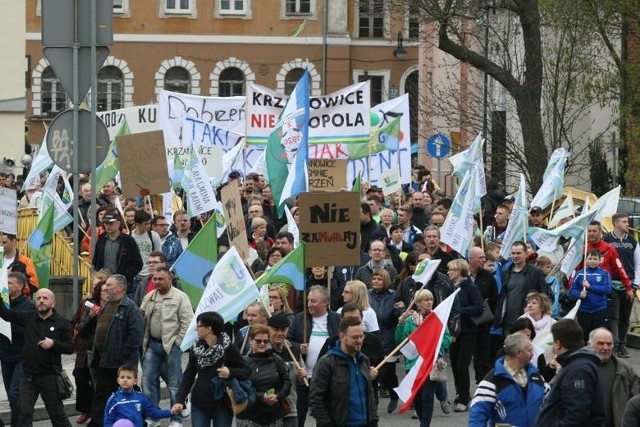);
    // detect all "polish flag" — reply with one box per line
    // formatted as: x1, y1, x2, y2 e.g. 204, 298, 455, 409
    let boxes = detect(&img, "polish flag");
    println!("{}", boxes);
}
394, 288, 460, 413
